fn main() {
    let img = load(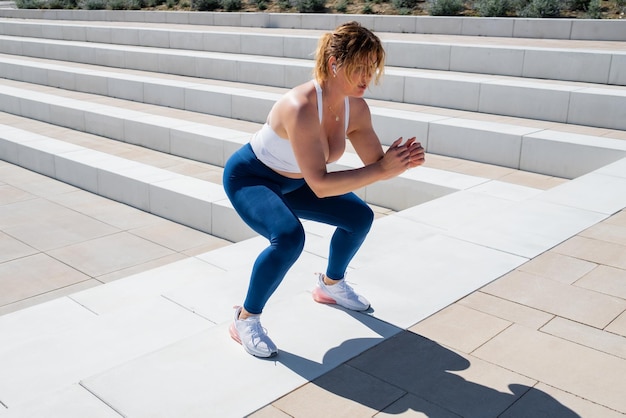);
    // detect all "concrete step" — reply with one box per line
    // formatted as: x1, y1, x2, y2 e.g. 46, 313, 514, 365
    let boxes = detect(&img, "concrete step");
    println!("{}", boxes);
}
0, 18, 624, 85
1, 10, 625, 42
0, 74, 521, 234
0, 111, 499, 241
1, 73, 624, 181
0, 35, 625, 132
2, 51, 626, 132
0, 121, 252, 241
